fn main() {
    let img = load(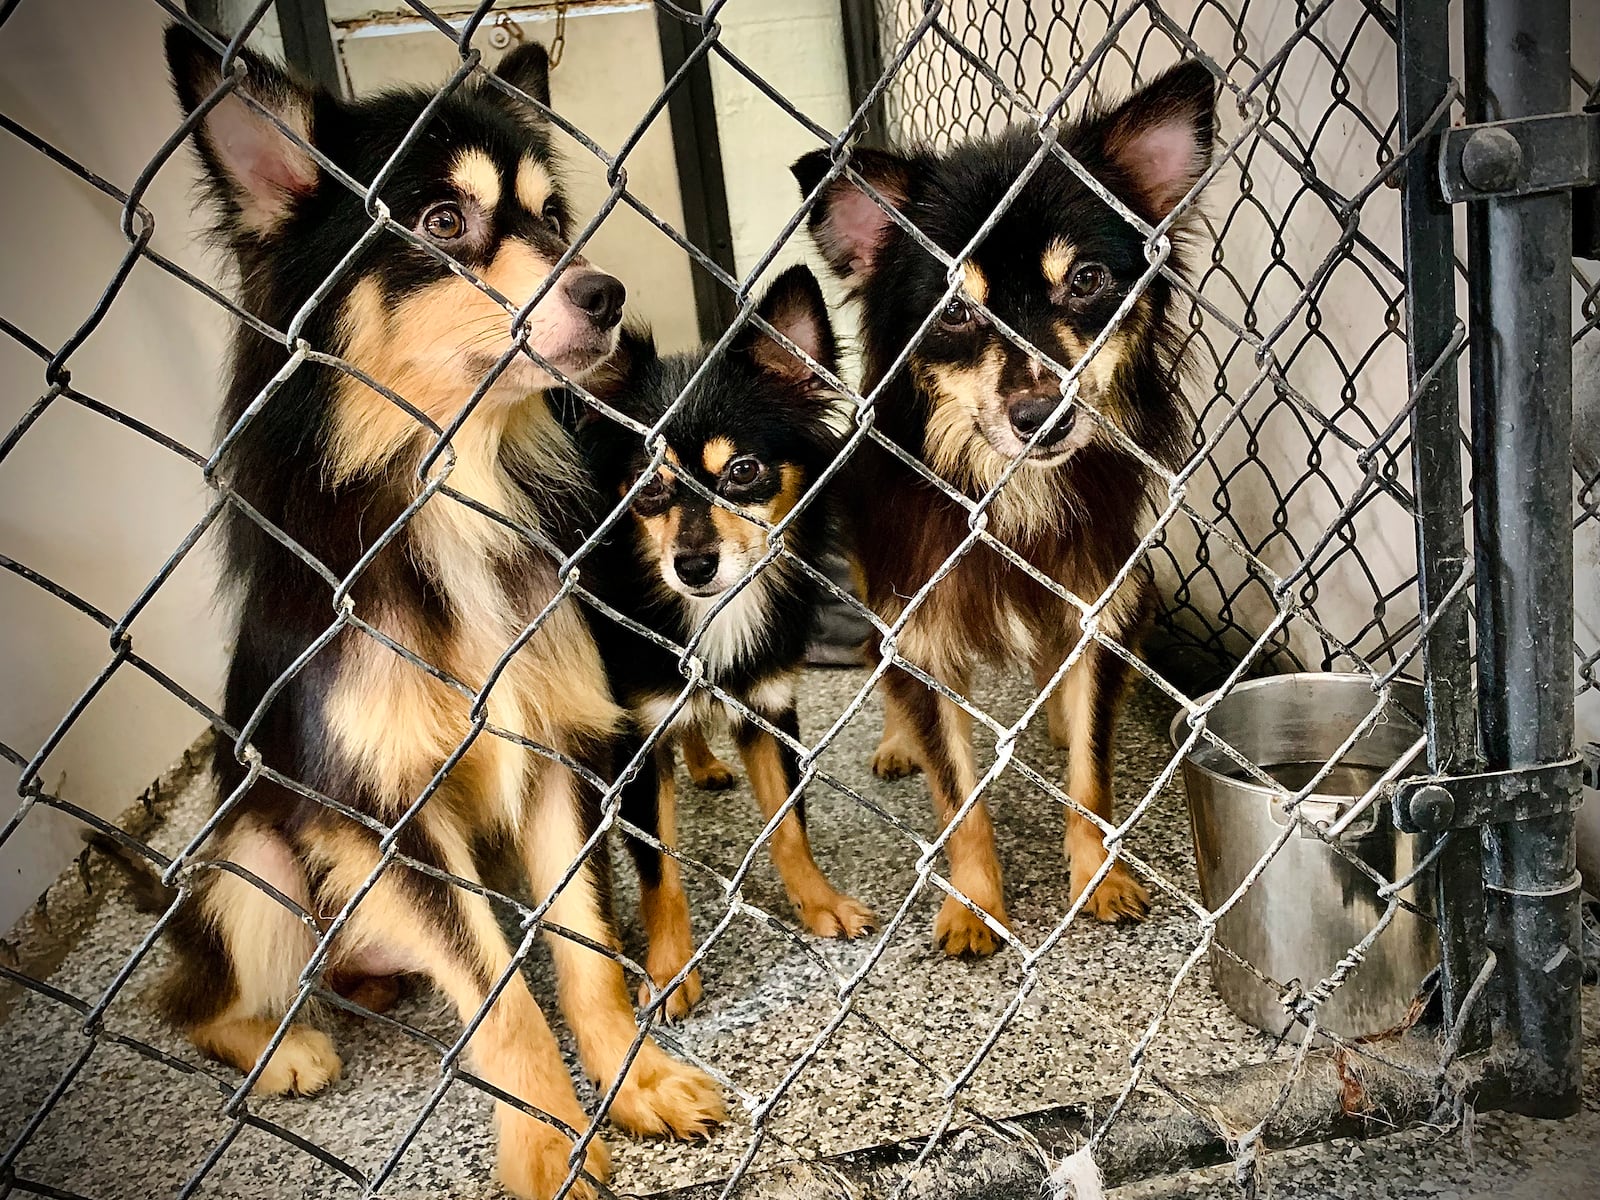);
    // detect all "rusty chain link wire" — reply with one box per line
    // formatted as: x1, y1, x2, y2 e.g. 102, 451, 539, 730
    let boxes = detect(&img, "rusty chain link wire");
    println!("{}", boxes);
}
0, 1, 1584, 1198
